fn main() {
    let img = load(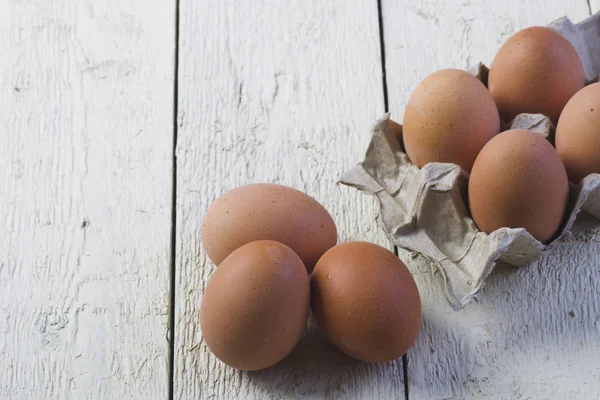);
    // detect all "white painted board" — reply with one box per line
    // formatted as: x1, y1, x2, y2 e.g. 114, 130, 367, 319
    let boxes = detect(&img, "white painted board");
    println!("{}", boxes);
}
382, 1, 600, 398
0, 1, 174, 399
174, 1, 405, 399
593, 1, 600, 14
